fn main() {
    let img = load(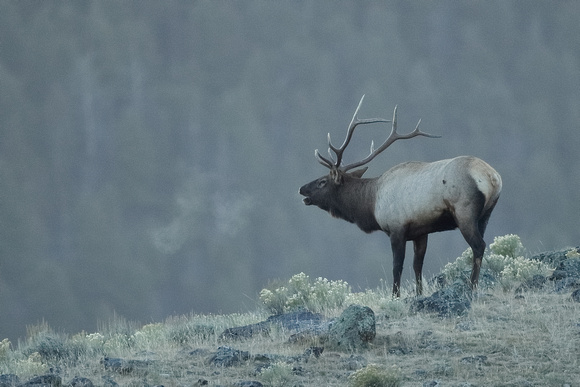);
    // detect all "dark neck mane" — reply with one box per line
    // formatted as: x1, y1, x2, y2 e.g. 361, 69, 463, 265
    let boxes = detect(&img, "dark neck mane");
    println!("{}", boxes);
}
330, 177, 381, 233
